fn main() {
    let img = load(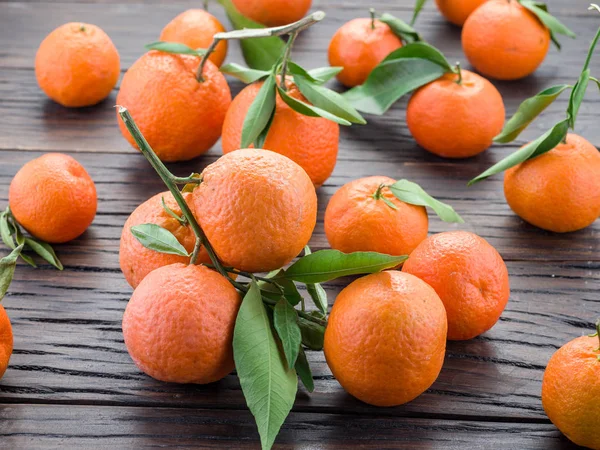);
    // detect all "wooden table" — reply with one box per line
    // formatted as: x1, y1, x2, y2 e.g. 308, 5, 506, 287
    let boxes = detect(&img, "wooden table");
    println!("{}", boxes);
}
0, 0, 598, 448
